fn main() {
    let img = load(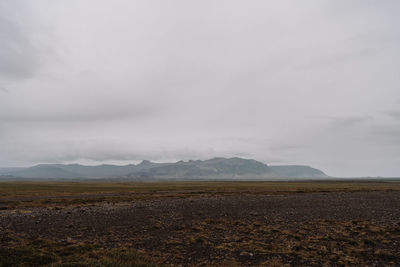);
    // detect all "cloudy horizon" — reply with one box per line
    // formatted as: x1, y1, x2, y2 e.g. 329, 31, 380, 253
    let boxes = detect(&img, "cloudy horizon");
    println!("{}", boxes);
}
1, 0, 400, 177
